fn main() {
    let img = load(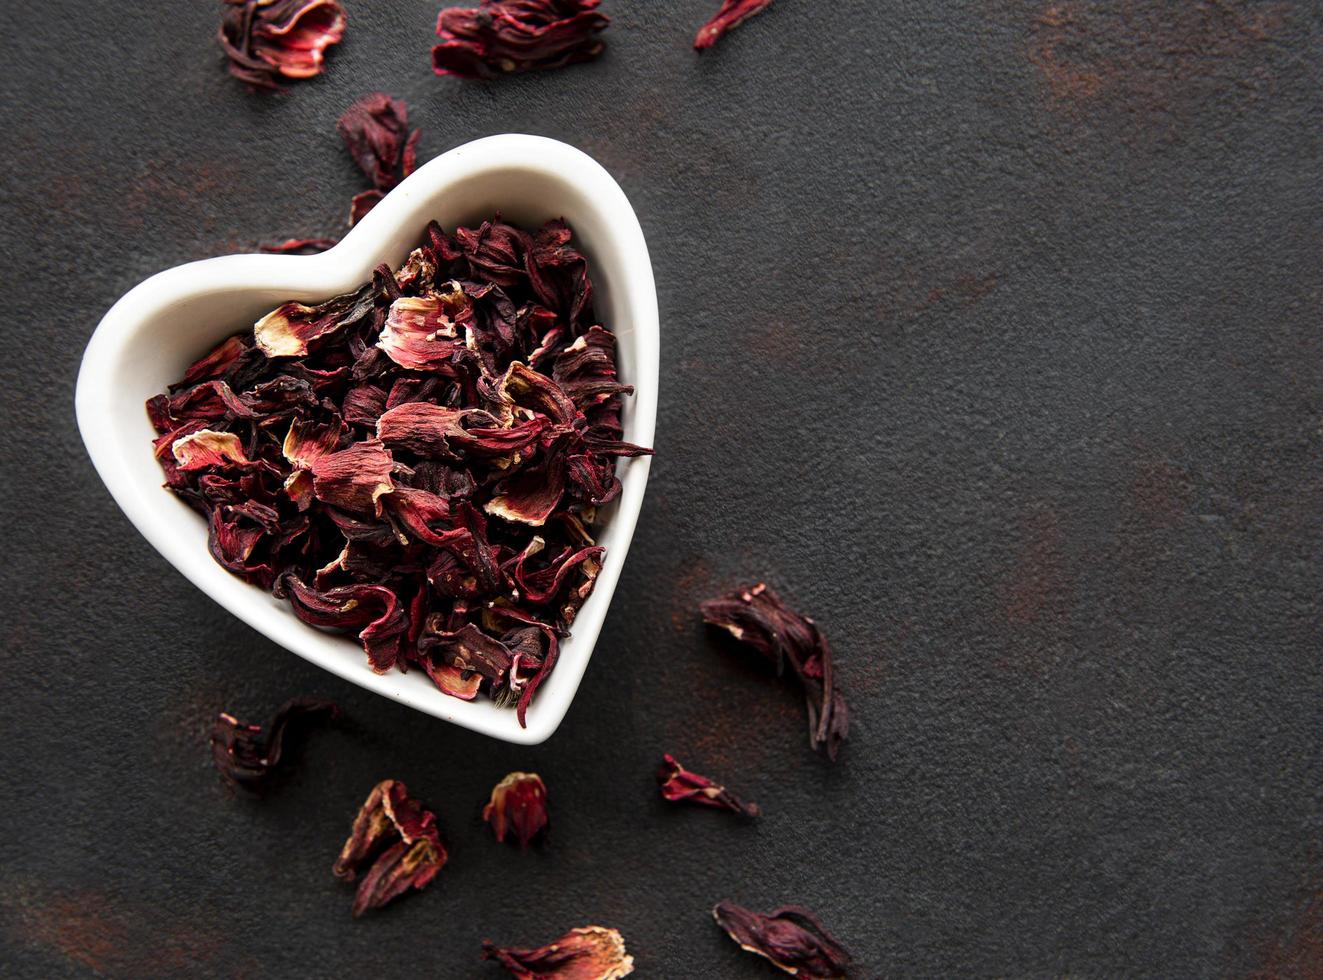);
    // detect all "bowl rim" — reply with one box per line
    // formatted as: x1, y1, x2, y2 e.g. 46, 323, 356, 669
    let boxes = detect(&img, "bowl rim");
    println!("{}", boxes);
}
74, 133, 658, 744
